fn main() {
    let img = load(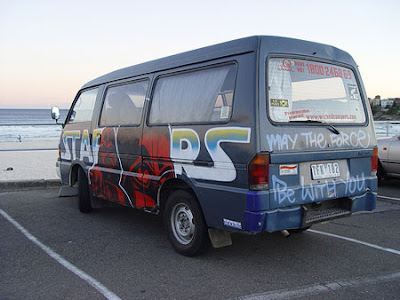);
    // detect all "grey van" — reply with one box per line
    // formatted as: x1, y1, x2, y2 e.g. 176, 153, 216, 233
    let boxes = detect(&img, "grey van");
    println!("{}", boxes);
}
53, 36, 378, 256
